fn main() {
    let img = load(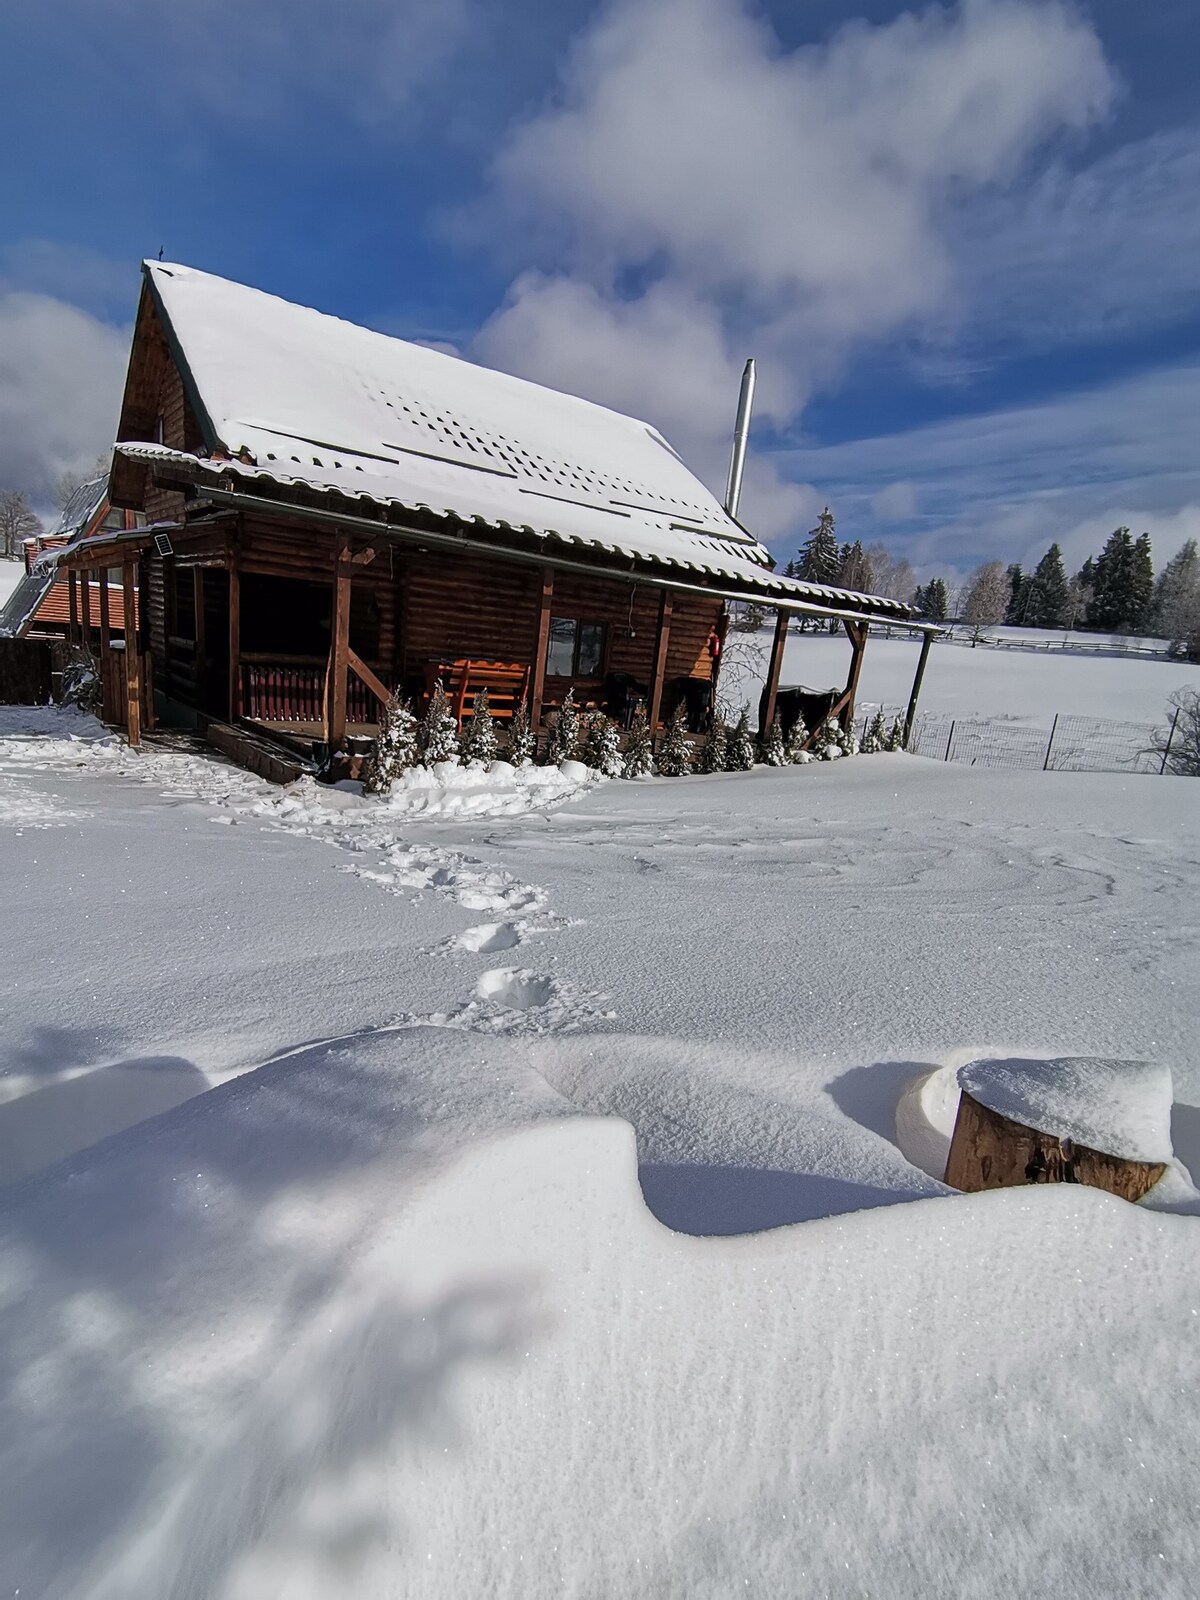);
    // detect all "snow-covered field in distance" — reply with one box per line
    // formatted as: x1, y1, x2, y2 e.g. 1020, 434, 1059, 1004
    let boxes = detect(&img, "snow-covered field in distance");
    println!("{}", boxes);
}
0, 558, 26, 610
725, 623, 1200, 727
1, 707, 1198, 1596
